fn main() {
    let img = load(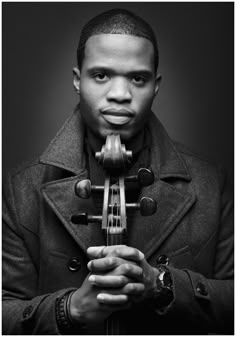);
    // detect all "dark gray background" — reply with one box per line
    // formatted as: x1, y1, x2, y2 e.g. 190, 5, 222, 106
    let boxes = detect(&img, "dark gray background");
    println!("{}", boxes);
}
3, 2, 234, 178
